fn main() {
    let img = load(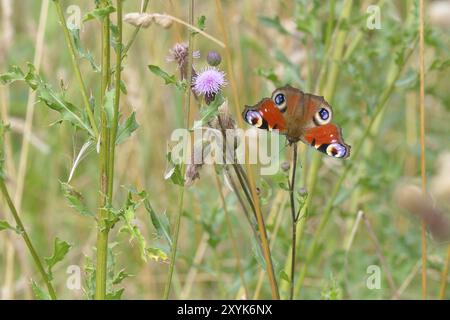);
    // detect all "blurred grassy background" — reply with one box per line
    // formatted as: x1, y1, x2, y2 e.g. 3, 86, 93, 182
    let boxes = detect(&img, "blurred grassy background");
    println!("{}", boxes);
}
0, 0, 449, 299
